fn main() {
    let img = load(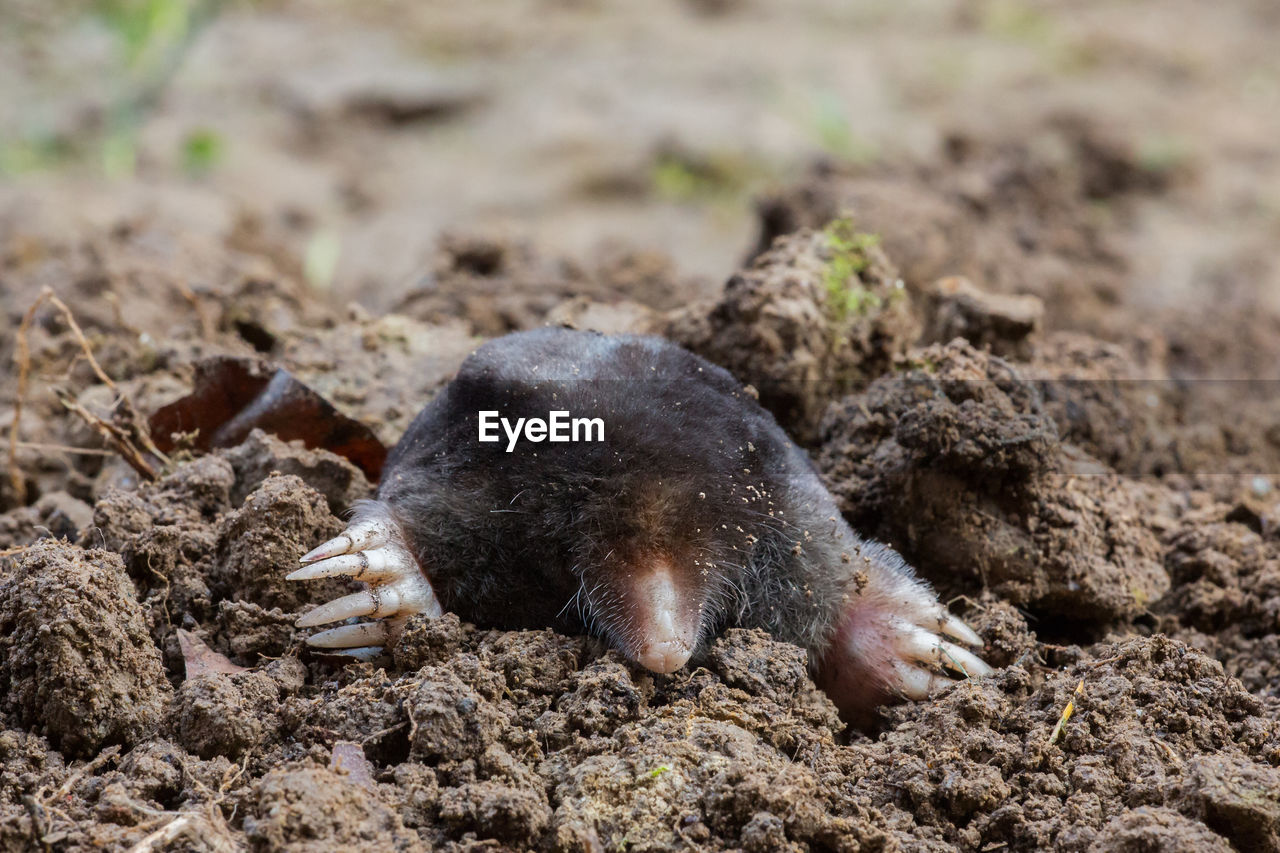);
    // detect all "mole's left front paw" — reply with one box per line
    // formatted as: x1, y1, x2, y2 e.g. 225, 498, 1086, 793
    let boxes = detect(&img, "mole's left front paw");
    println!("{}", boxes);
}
288, 506, 442, 659
816, 584, 993, 721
